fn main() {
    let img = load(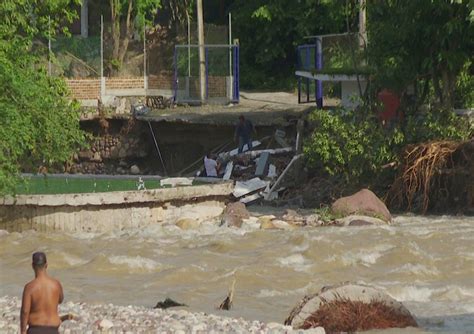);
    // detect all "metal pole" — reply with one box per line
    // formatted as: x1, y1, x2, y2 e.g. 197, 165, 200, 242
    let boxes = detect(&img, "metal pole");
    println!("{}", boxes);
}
205, 47, 209, 100
100, 15, 105, 99
173, 46, 178, 102
228, 12, 233, 101
48, 16, 52, 76
143, 24, 147, 93
147, 121, 167, 175
316, 38, 323, 108
81, 0, 89, 38
100, 15, 104, 78
196, 0, 206, 103
187, 10, 191, 77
